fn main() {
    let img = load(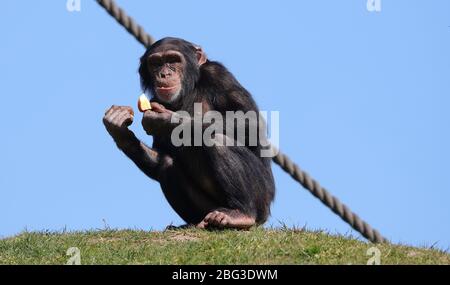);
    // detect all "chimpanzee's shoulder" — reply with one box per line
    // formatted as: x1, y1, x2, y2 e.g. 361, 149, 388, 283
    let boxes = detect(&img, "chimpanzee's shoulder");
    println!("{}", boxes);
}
199, 61, 244, 90
198, 62, 258, 112
200, 61, 231, 79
